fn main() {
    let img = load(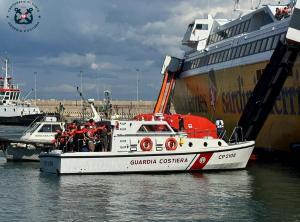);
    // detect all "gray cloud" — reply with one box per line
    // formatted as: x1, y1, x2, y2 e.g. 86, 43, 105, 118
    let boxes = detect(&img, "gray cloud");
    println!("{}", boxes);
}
0, 0, 266, 100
